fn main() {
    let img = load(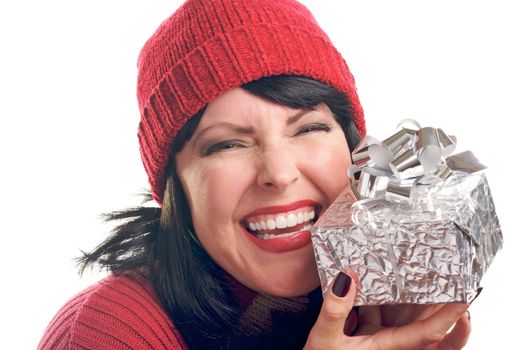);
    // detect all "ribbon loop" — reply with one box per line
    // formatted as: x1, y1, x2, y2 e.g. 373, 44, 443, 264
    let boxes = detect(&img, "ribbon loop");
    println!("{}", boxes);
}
348, 119, 483, 207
